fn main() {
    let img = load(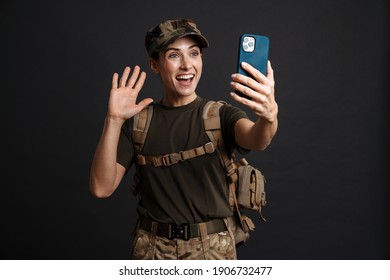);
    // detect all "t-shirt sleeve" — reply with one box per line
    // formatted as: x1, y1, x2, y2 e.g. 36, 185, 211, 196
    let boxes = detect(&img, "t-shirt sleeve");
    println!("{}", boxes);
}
220, 103, 250, 155
117, 120, 134, 172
